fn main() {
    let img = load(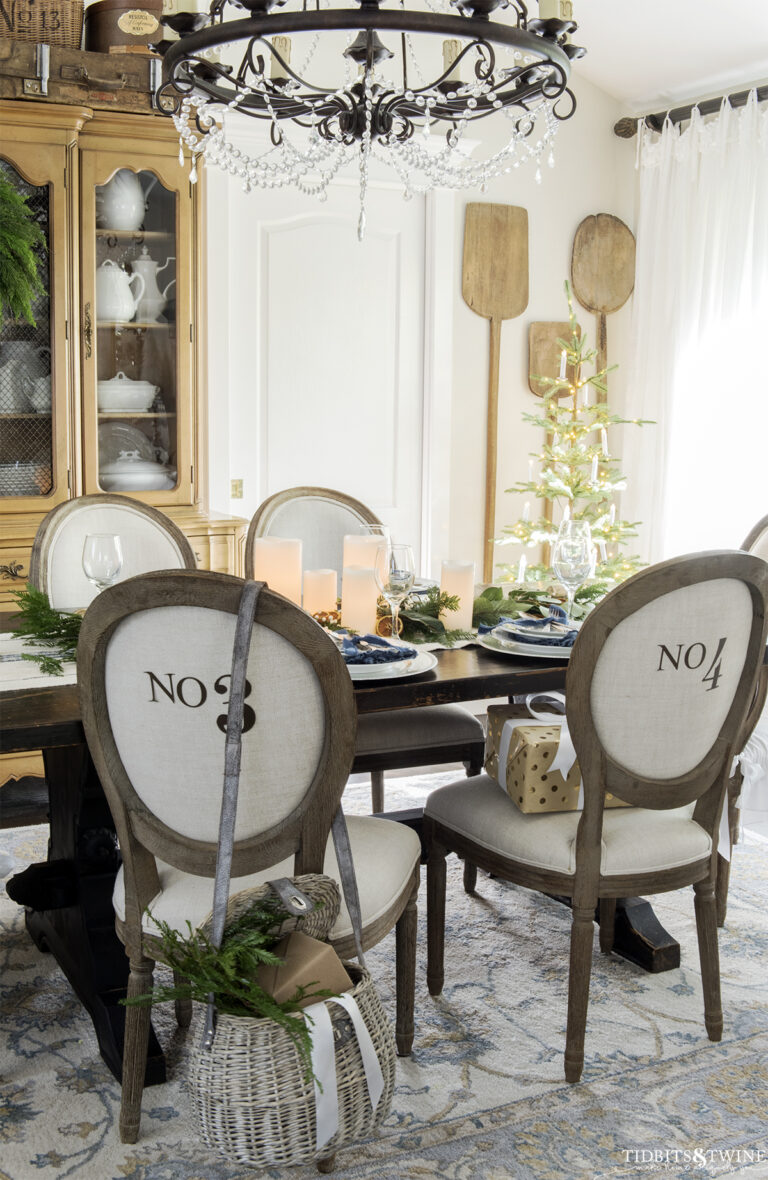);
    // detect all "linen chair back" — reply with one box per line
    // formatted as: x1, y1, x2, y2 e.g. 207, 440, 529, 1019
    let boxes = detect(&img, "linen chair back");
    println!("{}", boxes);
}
566, 552, 768, 825
77, 570, 357, 932
743, 514, 768, 561
30, 494, 196, 611
247, 486, 382, 576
